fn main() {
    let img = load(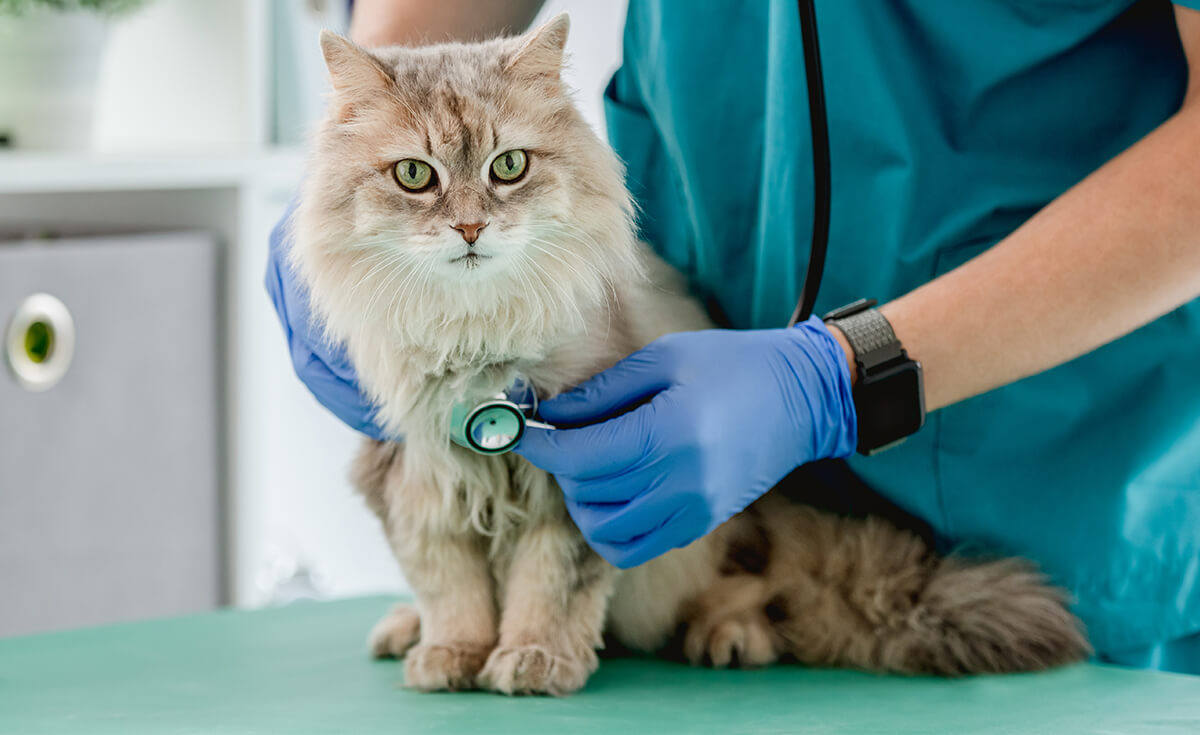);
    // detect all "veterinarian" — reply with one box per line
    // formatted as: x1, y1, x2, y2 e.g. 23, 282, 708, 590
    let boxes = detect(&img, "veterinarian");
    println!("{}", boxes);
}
267, 0, 1200, 674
